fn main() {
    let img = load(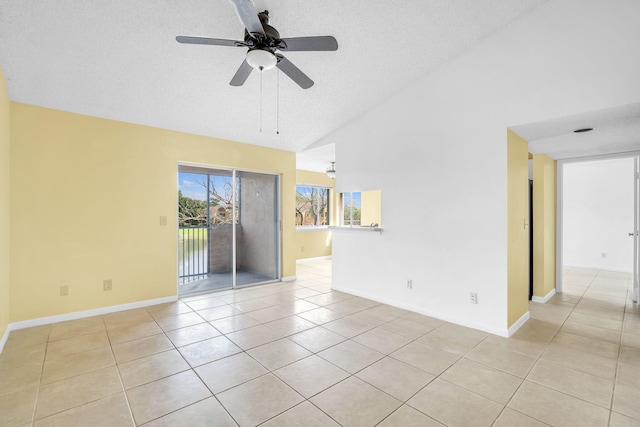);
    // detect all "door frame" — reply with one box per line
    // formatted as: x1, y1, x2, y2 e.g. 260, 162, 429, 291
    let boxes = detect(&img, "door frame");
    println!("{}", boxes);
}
556, 151, 640, 297
176, 162, 282, 294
